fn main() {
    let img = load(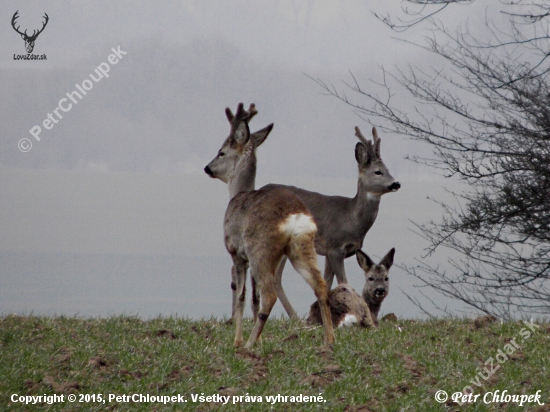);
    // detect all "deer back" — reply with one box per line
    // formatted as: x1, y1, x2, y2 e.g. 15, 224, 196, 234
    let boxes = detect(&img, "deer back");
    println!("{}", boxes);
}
307, 283, 374, 328
224, 187, 315, 260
